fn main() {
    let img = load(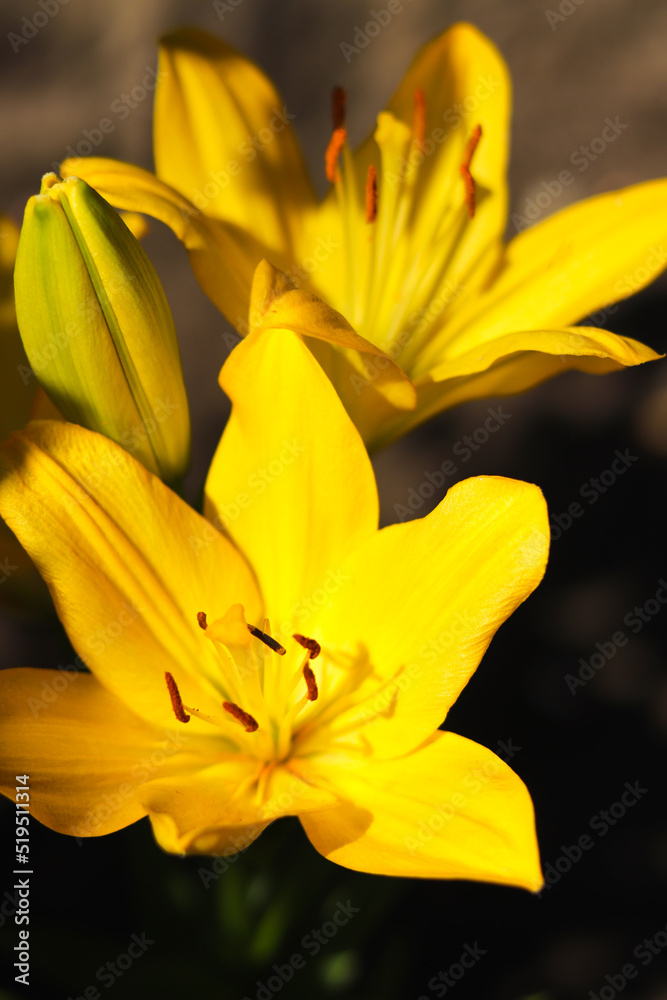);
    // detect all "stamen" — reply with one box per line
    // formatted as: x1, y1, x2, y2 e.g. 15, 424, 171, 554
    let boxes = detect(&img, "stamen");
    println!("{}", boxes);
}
325, 127, 347, 184
459, 124, 482, 219
222, 701, 259, 732
164, 672, 190, 724
303, 663, 319, 701
293, 633, 321, 659
412, 88, 426, 151
247, 623, 286, 656
331, 86, 346, 130
197, 611, 208, 630
365, 165, 378, 224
